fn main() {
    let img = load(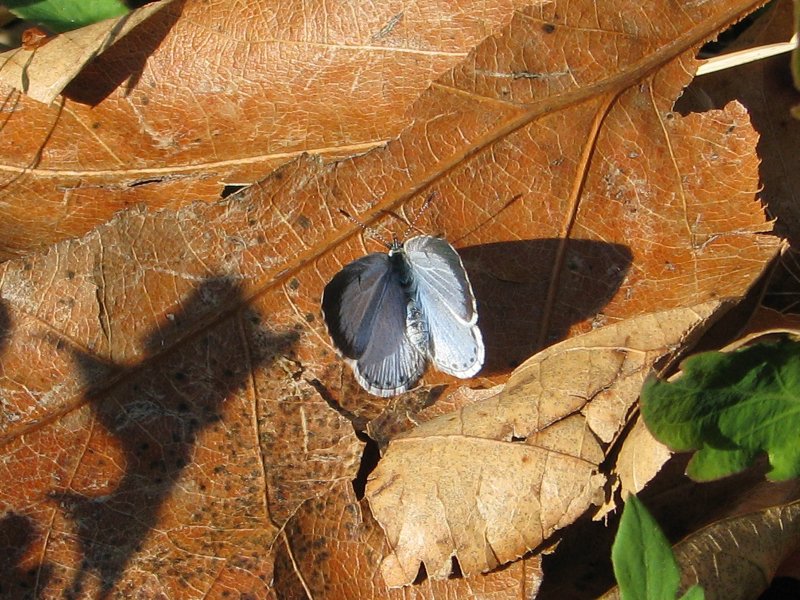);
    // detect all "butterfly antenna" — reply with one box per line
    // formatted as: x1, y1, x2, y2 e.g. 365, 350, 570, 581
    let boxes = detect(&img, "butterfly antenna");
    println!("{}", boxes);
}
402, 191, 437, 239
452, 193, 524, 245
338, 208, 392, 248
